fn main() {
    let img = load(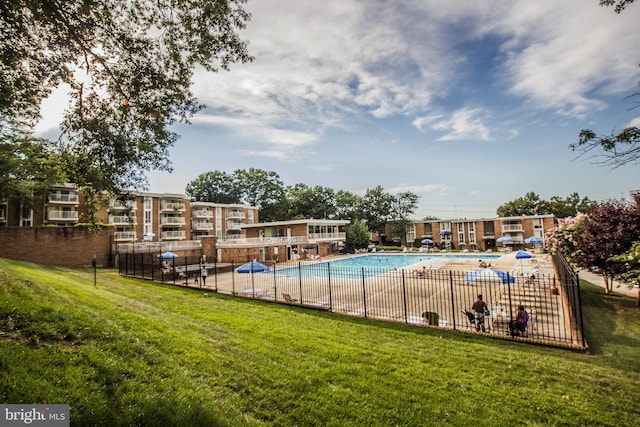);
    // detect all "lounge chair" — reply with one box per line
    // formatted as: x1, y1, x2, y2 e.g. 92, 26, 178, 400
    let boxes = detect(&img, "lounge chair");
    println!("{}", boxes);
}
282, 293, 298, 303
